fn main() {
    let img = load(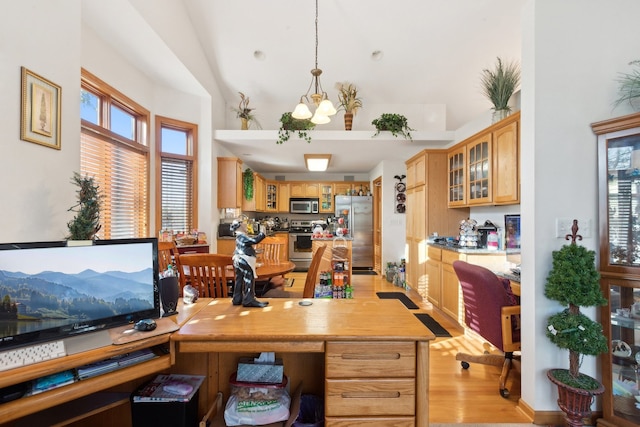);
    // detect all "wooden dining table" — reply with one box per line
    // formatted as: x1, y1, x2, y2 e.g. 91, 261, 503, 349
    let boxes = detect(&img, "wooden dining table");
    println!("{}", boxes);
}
254, 260, 296, 280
